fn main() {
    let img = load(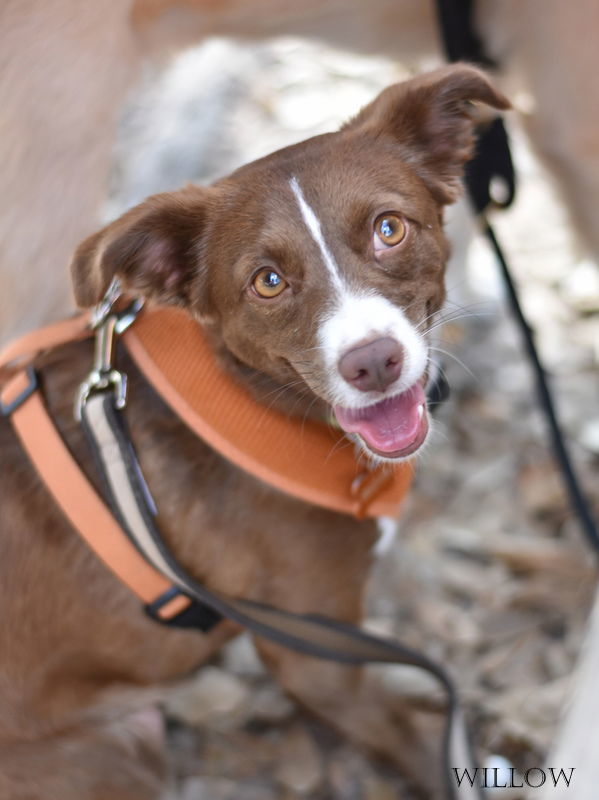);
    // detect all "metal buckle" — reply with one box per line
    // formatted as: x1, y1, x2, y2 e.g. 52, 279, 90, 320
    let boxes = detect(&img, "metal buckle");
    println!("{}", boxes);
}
75, 279, 144, 420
